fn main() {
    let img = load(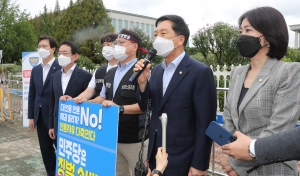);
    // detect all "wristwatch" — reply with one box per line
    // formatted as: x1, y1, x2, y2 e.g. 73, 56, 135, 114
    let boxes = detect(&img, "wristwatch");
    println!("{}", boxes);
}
151, 169, 163, 176
248, 147, 256, 159
119, 105, 124, 114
